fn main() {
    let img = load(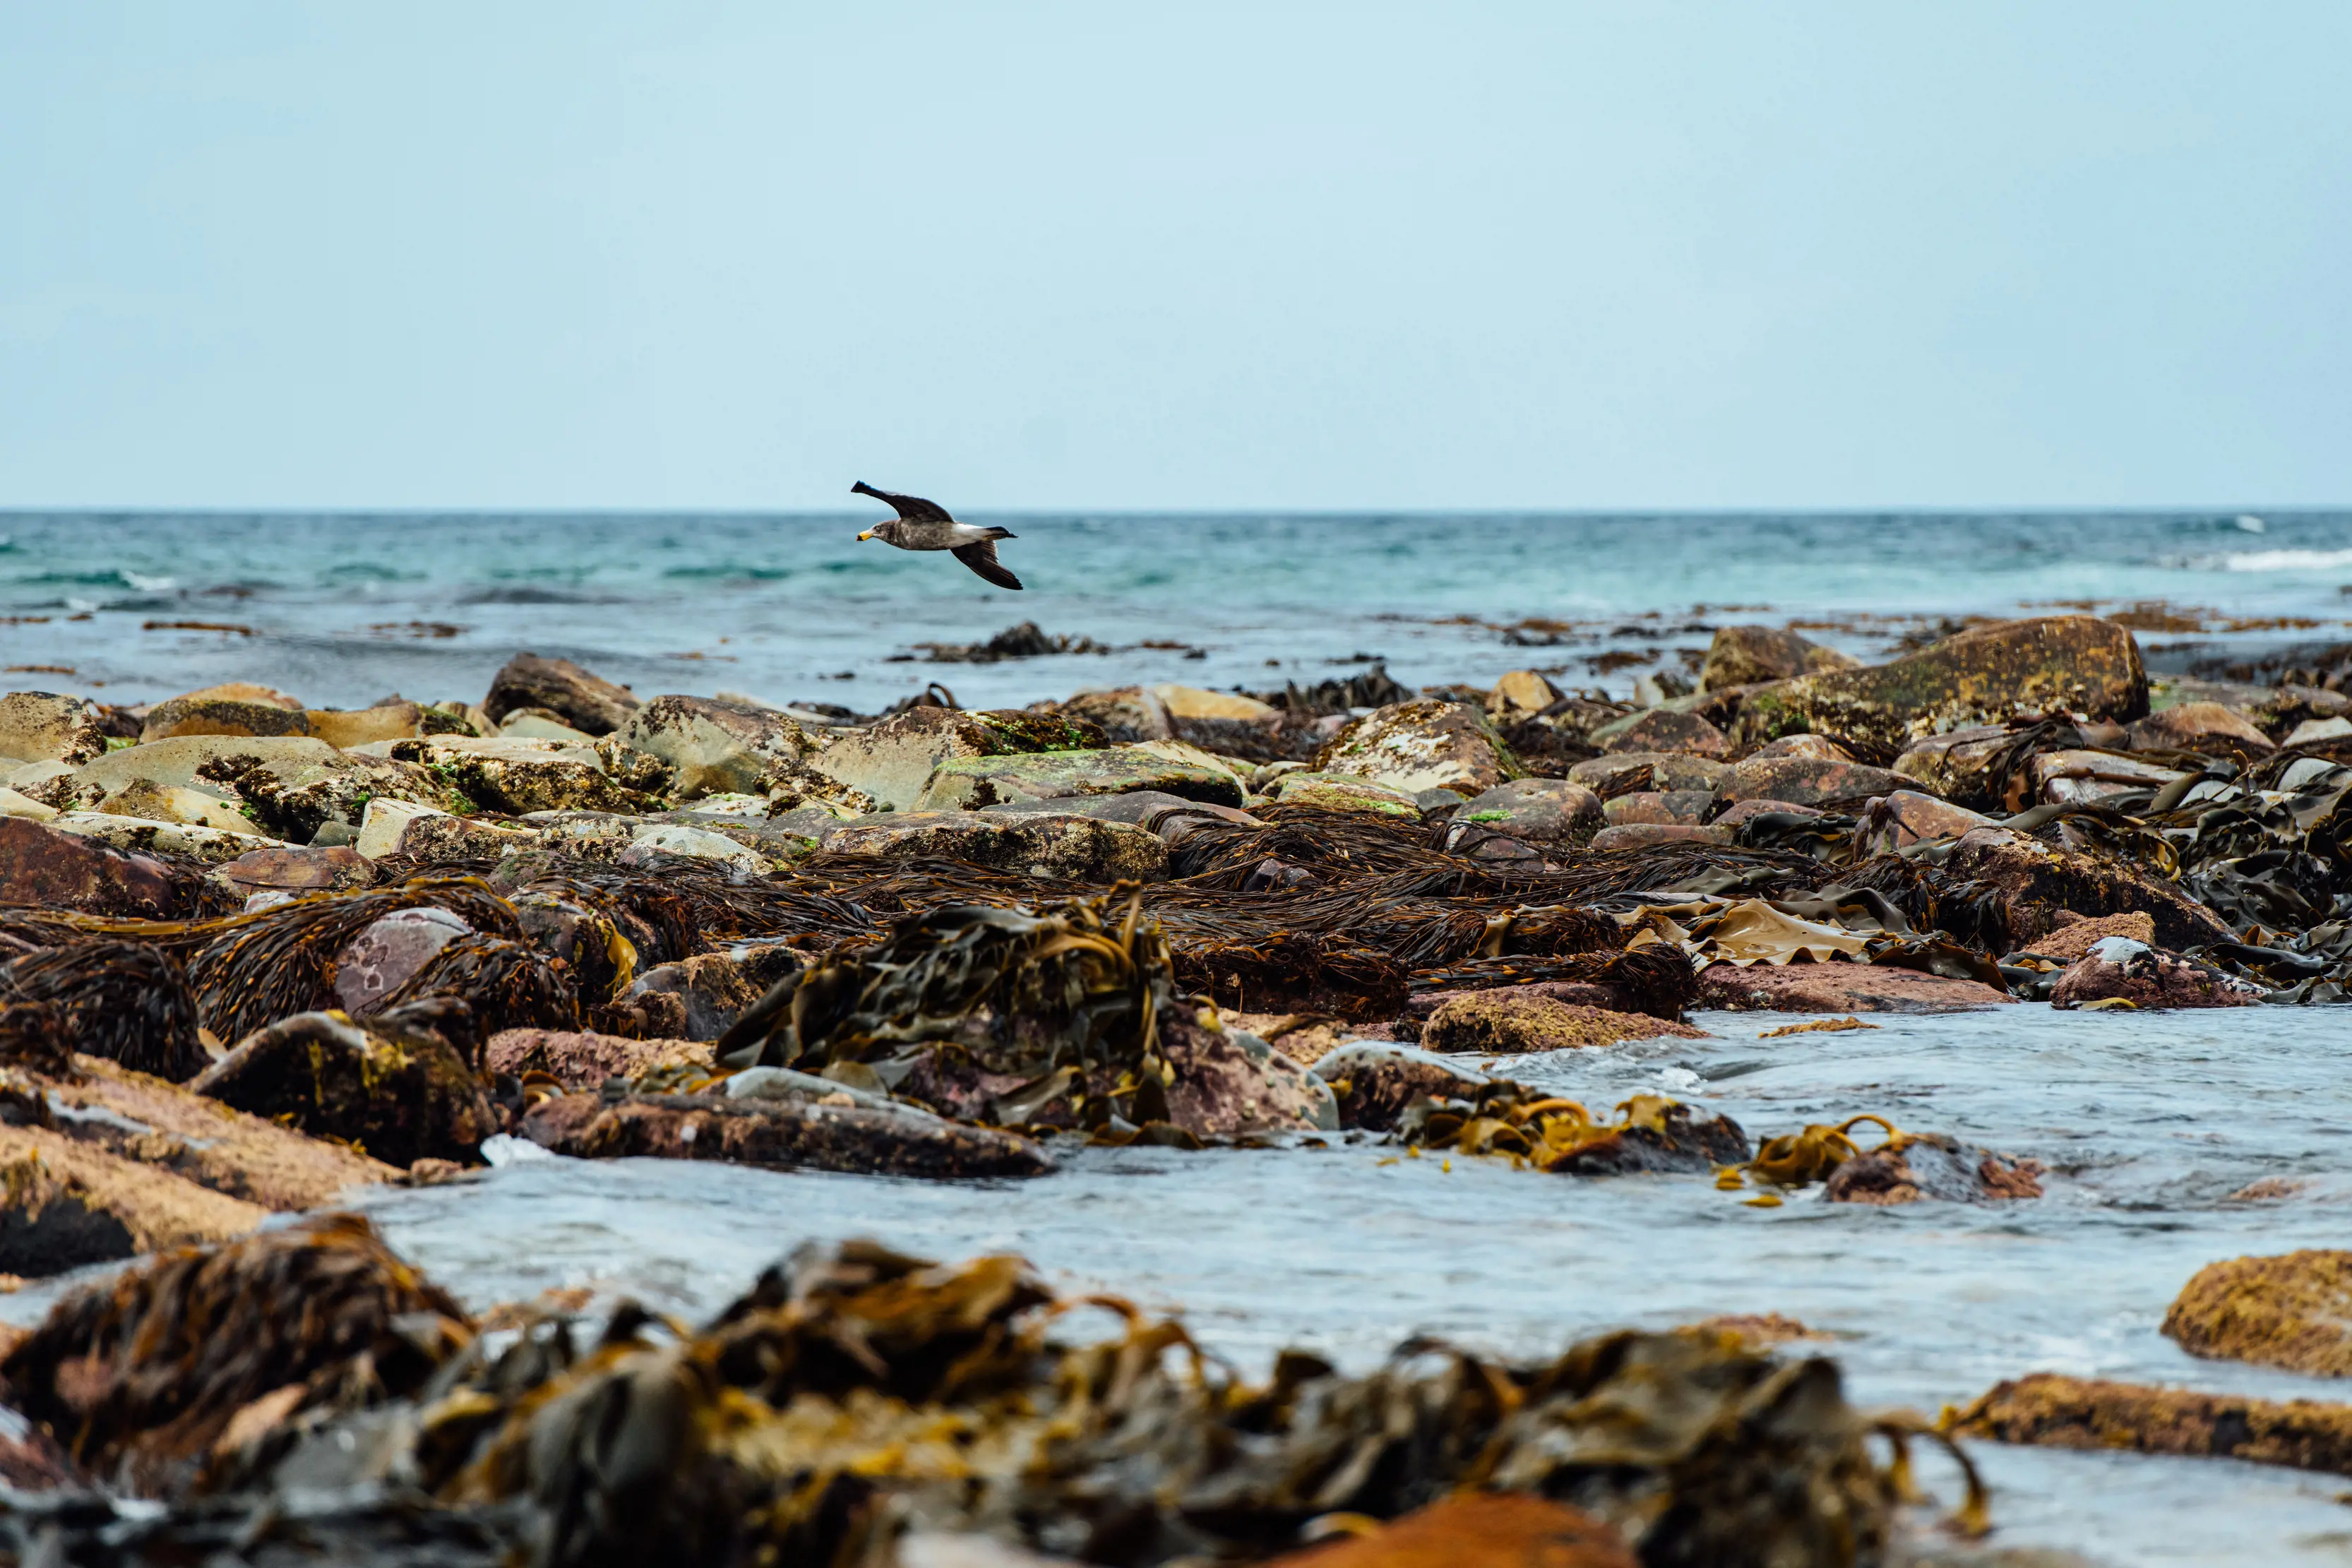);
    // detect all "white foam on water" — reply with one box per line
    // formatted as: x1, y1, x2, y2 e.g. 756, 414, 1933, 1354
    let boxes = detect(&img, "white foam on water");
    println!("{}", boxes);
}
2221, 547, 2352, 571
